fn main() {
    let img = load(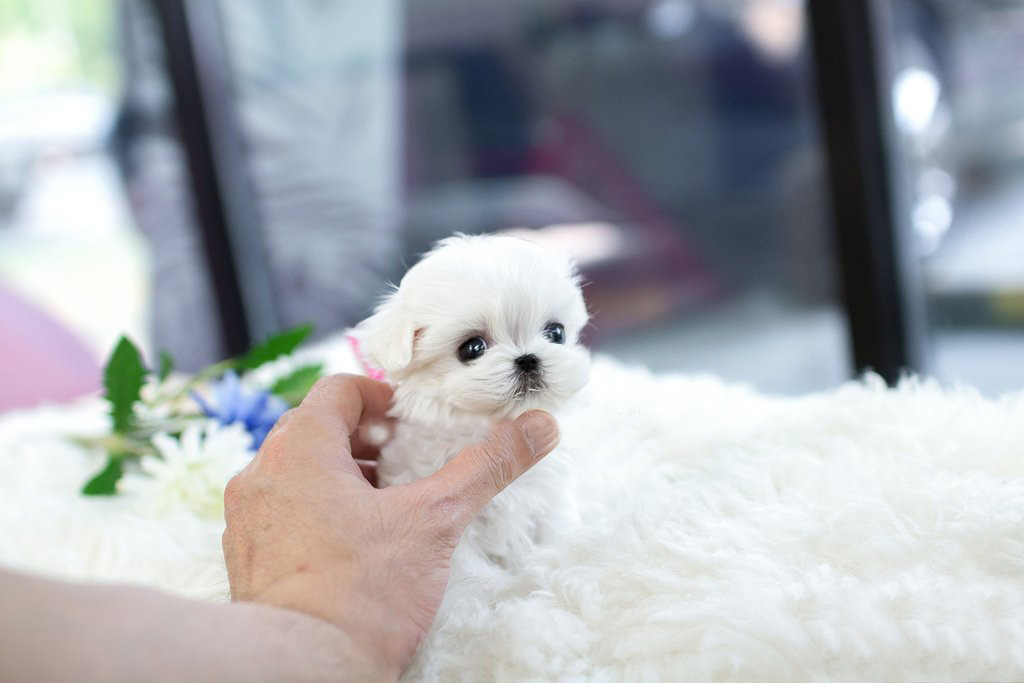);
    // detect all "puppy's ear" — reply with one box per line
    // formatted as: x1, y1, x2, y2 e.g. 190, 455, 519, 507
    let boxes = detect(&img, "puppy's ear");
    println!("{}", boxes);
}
360, 294, 417, 374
